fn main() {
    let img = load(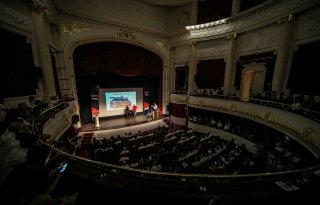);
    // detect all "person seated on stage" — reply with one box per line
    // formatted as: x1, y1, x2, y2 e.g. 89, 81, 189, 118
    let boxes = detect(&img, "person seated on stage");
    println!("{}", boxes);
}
132, 104, 138, 116
125, 105, 130, 118
146, 109, 153, 122
152, 102, 158, 111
